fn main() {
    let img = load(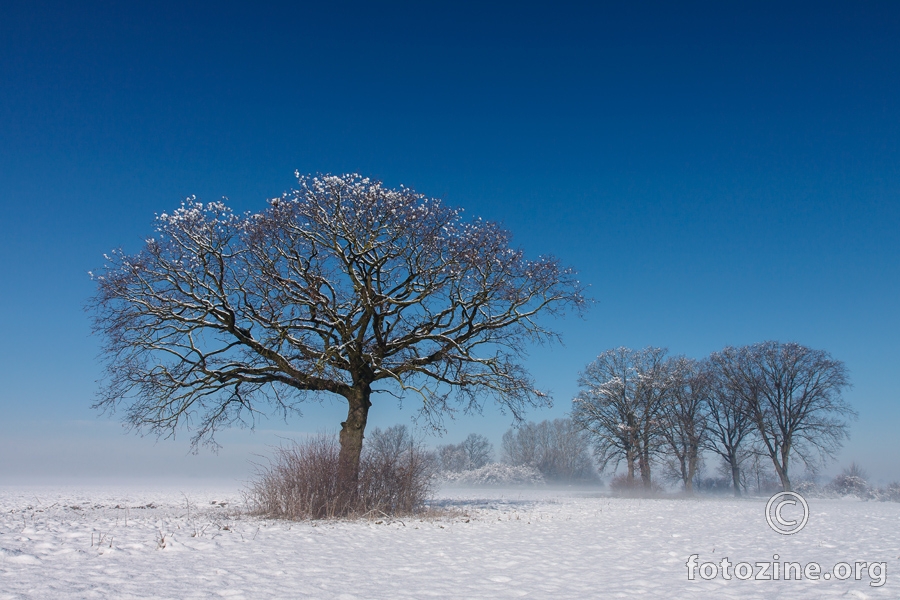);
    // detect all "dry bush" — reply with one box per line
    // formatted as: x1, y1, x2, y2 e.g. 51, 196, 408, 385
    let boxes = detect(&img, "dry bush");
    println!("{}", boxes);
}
608, 474, 664, 497
246, 434, 348, 519
357, 426, 437, 515
247, 429, 436, 520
